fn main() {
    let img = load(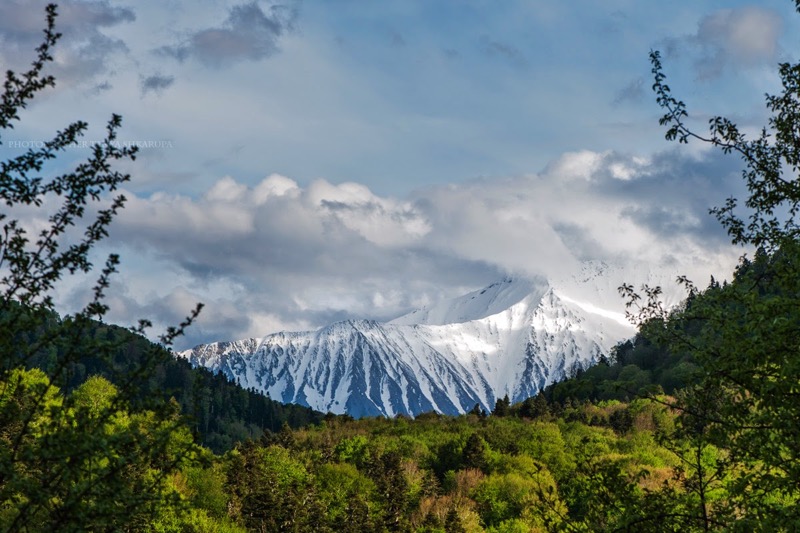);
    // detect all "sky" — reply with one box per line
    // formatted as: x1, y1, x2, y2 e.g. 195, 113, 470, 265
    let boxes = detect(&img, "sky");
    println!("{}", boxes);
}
0, 0, 798, 349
